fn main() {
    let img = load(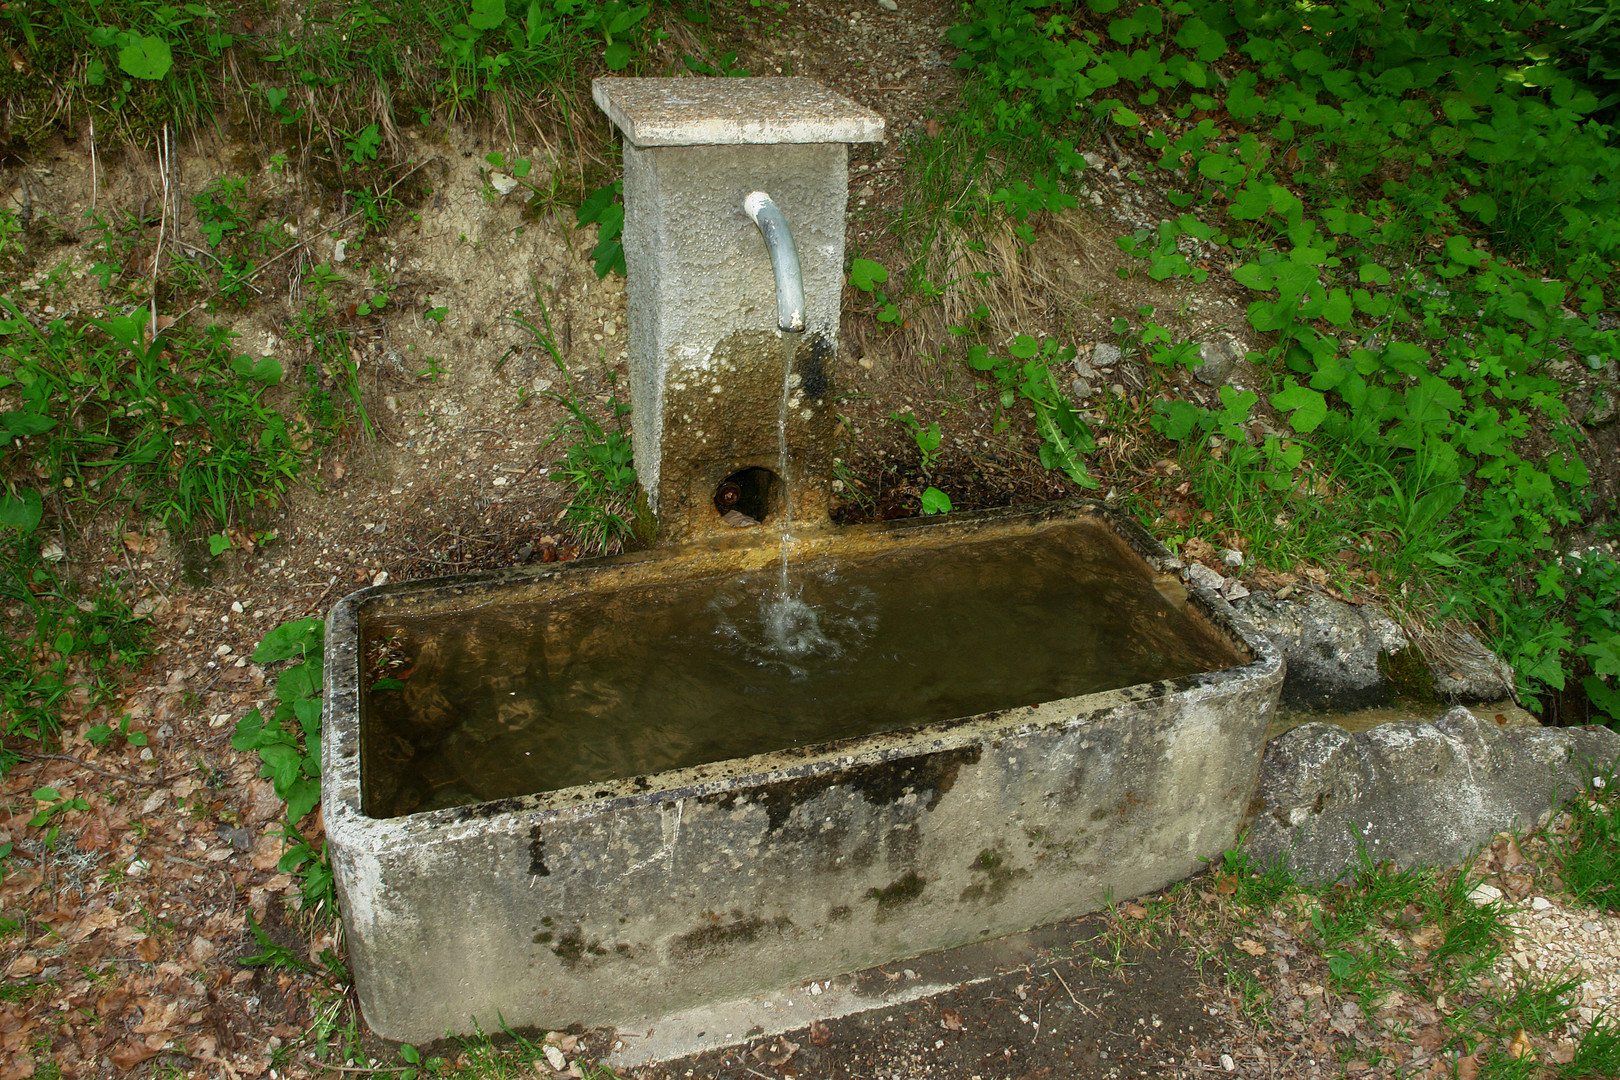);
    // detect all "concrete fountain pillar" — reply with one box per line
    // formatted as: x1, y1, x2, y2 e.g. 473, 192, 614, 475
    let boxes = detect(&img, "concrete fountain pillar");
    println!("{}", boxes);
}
592, 77, 884, 542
